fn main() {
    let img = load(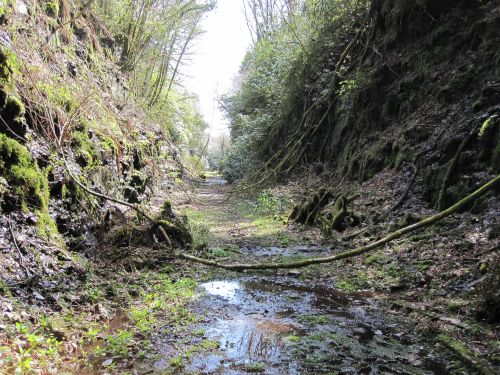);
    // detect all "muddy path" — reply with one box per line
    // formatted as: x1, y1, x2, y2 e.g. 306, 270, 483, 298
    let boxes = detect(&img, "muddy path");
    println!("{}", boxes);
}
149, 176, 467, 374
